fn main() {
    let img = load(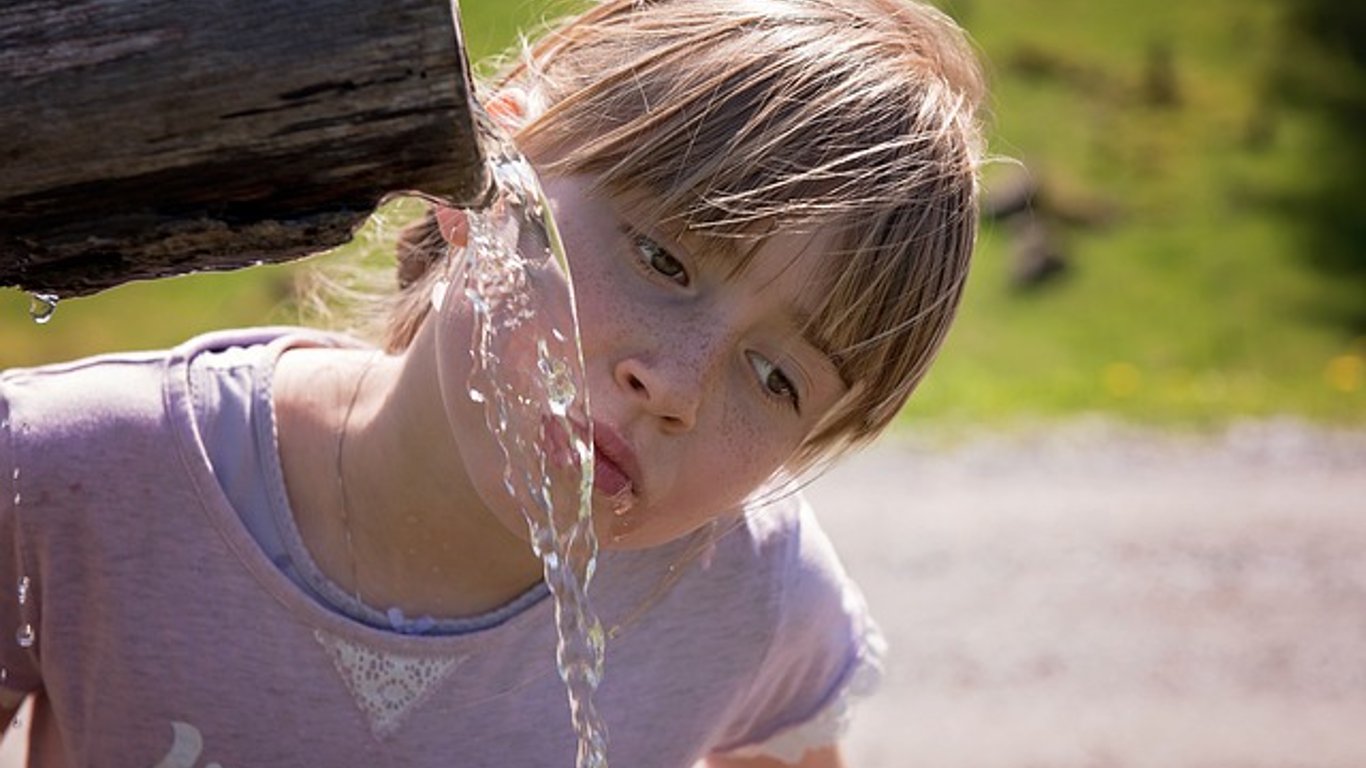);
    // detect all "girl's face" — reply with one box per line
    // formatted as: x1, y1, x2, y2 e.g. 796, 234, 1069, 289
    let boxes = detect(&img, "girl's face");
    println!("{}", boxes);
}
541, 174, 849, 548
